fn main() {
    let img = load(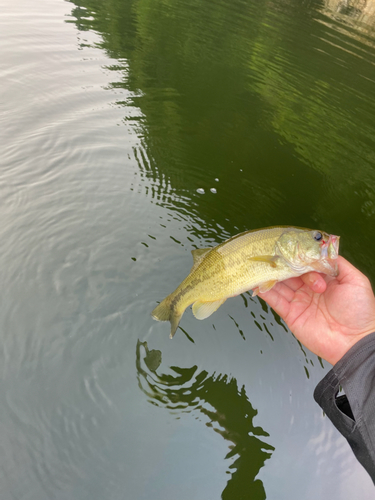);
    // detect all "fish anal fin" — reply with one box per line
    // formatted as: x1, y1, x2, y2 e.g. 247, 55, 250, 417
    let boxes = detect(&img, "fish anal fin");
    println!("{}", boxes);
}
249, 255, 278, 268
252, 280, 277, 297
192, 298, 227, 320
